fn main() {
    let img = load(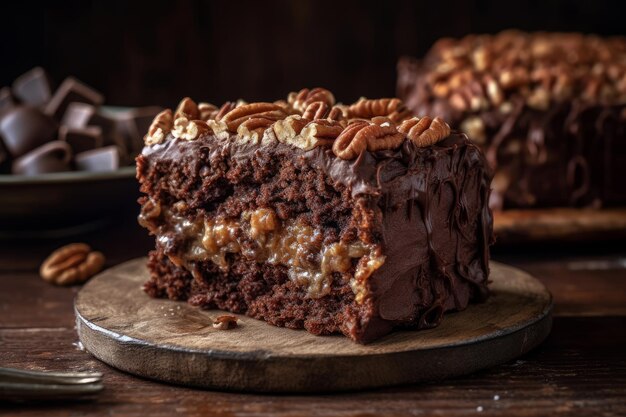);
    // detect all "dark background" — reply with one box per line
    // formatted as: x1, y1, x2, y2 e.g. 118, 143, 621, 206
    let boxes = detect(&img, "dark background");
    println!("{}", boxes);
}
1, 0, 624, 108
